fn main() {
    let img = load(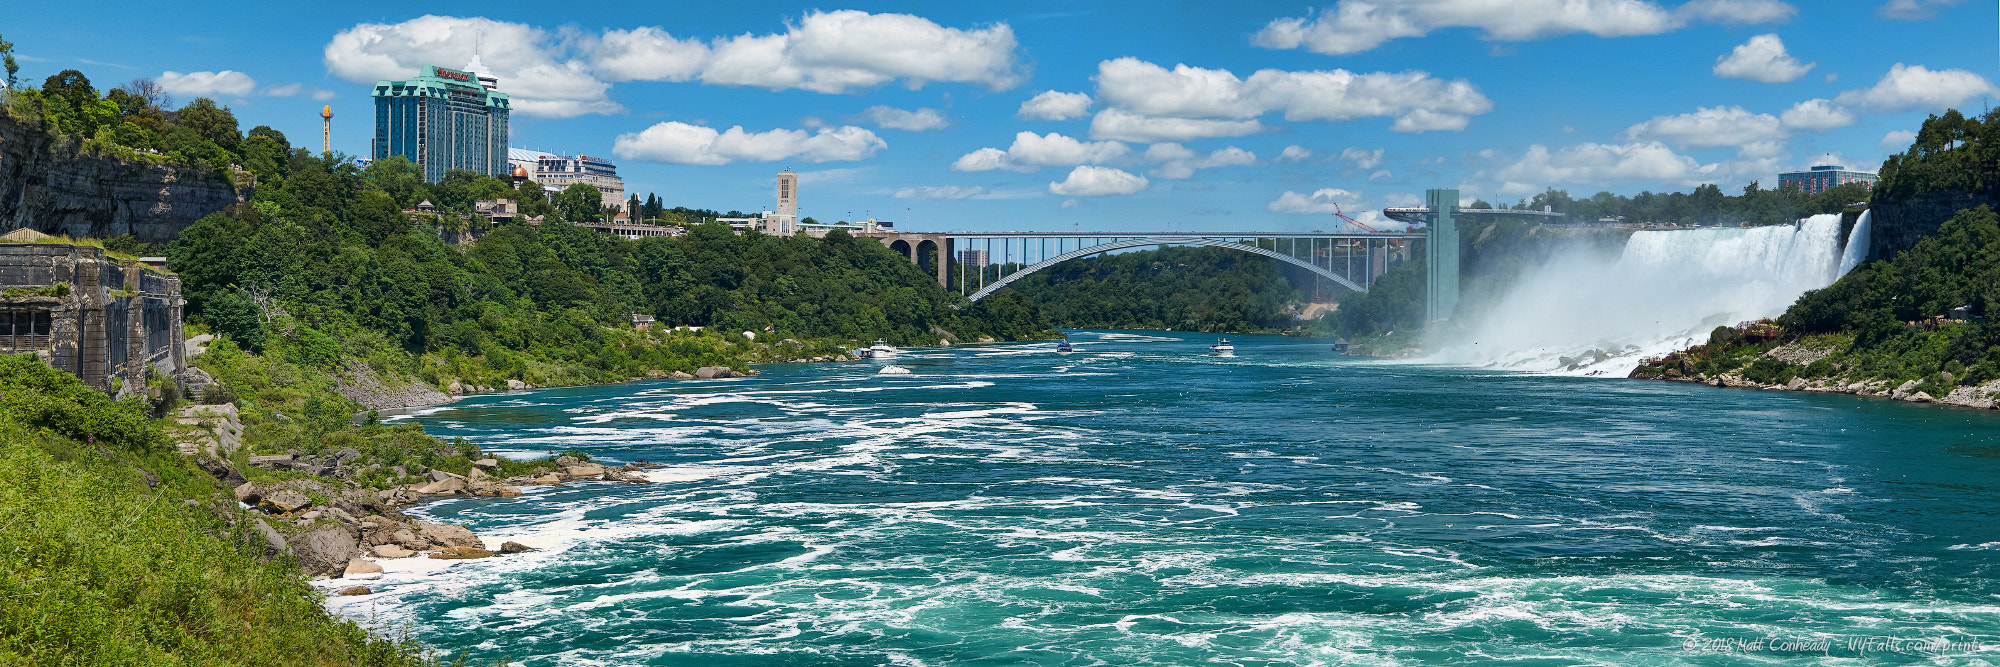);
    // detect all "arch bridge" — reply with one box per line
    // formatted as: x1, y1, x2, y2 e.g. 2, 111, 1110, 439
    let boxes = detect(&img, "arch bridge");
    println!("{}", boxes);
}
862, 230, 1424, 303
